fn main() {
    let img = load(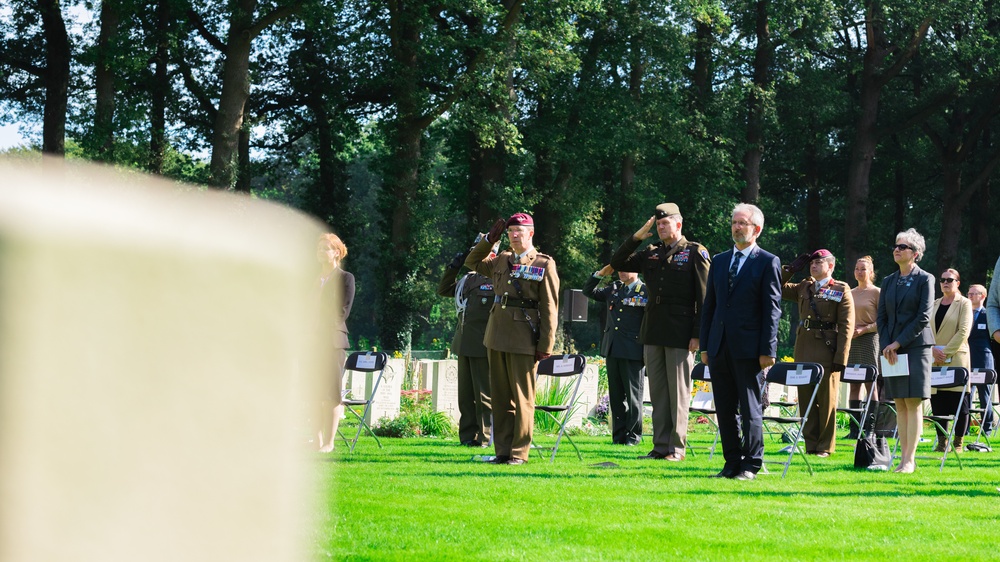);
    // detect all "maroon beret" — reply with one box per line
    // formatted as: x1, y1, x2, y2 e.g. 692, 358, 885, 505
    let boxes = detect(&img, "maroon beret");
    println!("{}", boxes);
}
506, 213, 534, 227
810, 249, 833, 260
